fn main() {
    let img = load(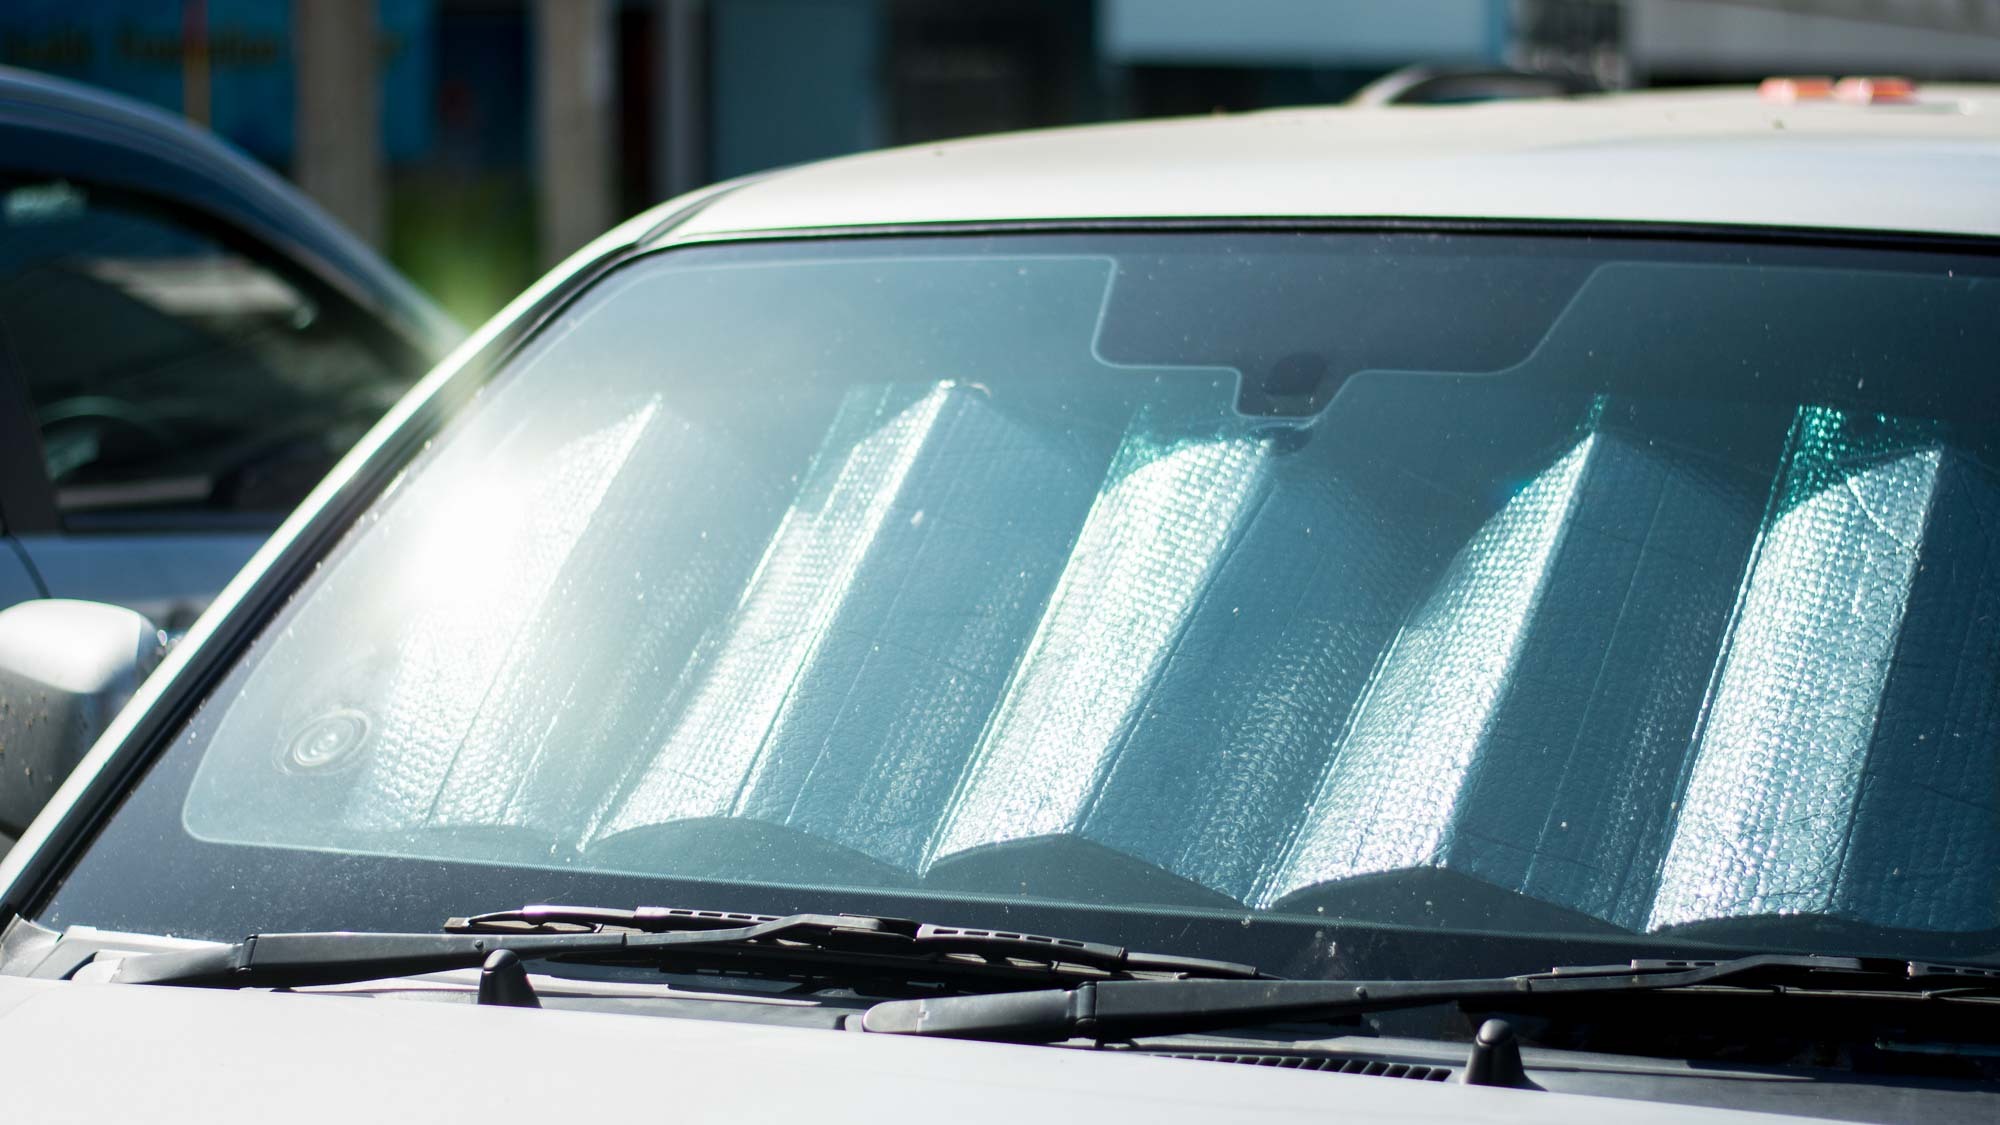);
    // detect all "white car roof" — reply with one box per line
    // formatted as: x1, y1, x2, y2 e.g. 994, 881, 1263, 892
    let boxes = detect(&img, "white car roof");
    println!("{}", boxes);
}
666, 85, 2000, 241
